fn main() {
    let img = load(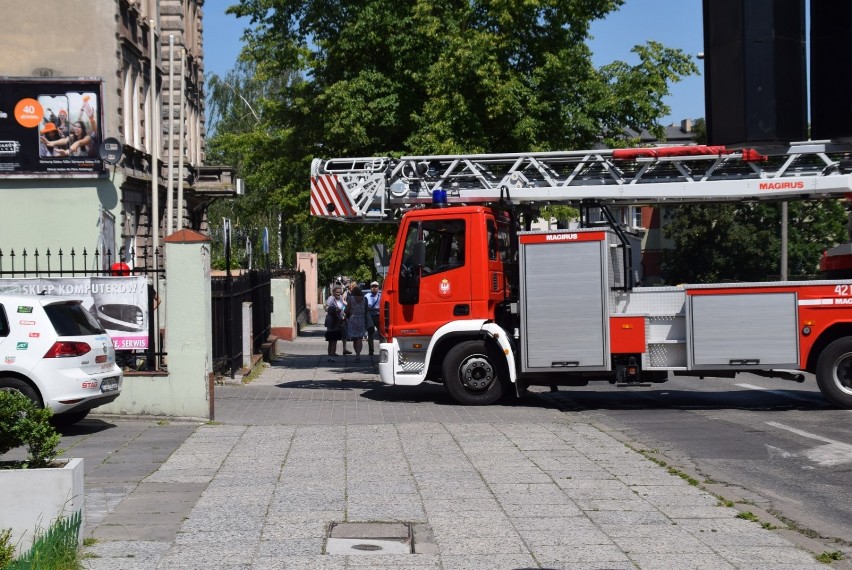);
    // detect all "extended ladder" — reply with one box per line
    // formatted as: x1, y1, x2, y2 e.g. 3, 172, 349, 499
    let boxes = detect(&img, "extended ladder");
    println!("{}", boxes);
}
310, 142, 852, 222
